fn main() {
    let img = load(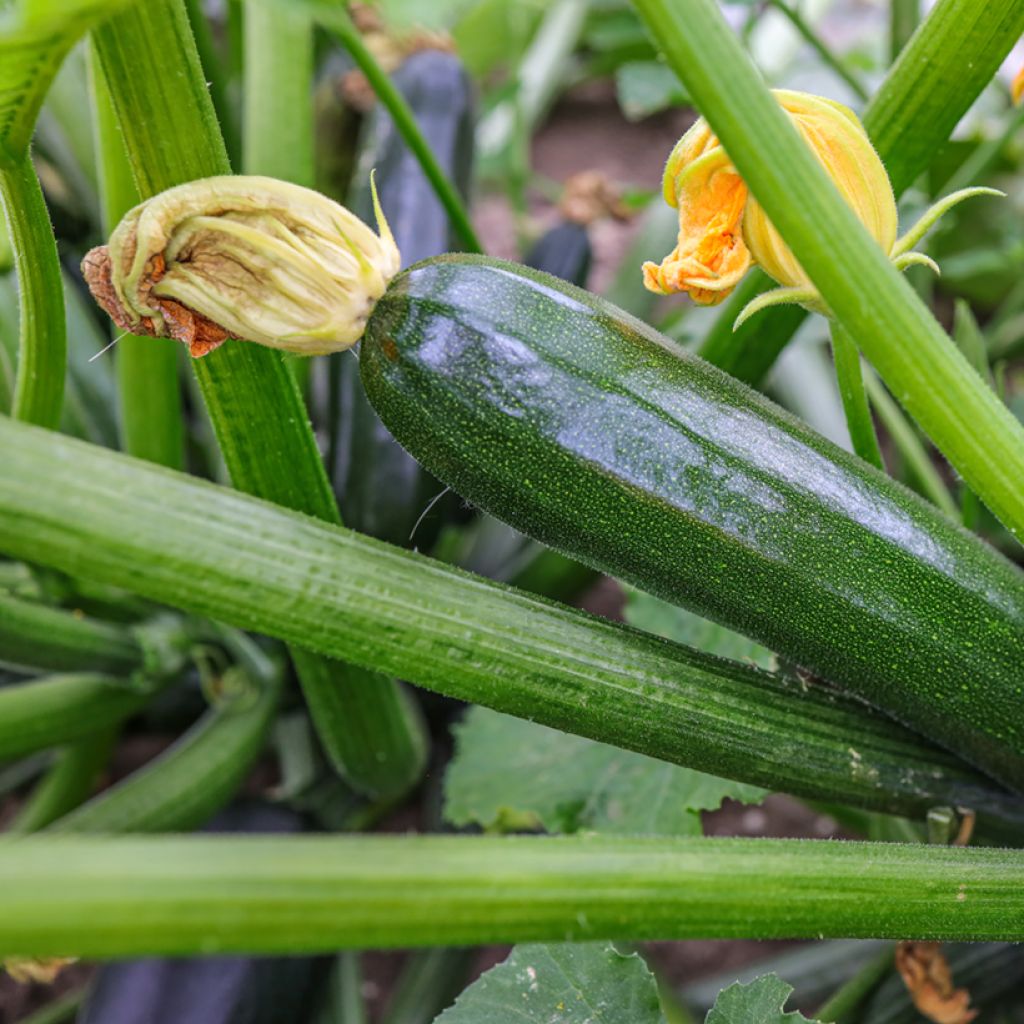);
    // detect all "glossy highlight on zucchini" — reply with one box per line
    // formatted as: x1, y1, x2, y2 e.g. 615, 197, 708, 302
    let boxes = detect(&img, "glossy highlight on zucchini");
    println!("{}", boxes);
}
361, 255, 1024, 791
